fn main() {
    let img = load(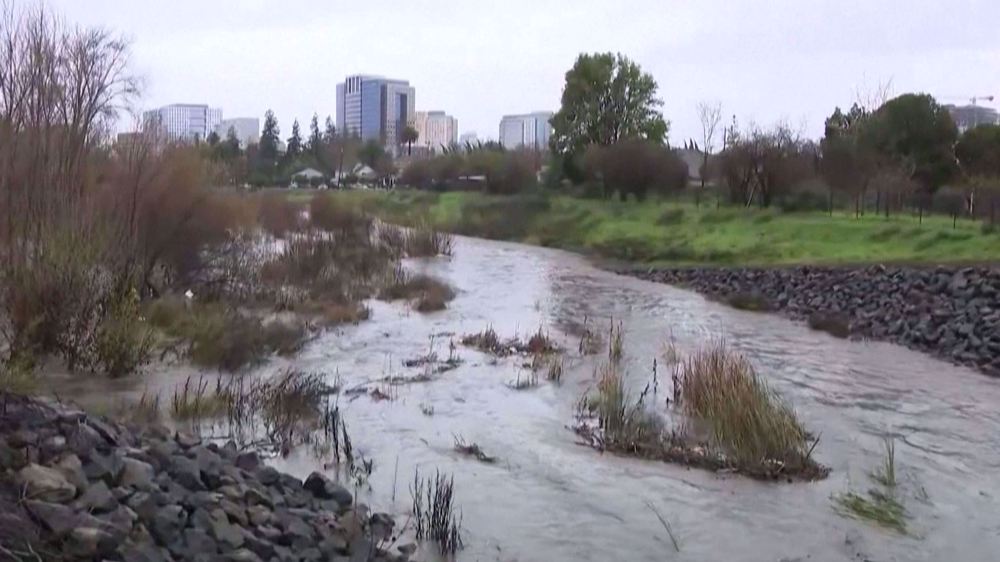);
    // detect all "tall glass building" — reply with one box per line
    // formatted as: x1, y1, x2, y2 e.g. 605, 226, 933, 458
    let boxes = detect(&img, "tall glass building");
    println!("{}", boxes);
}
336, 75, 415, 152
142, 104, 222, 142
499, 111, 553, 150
